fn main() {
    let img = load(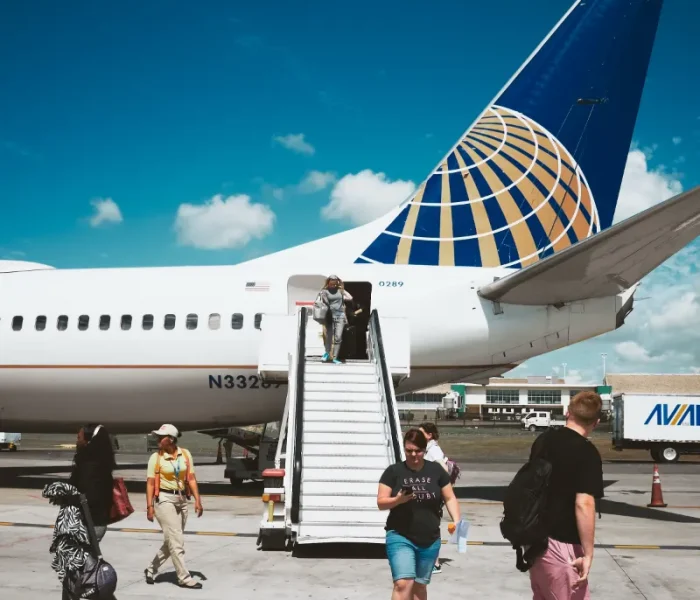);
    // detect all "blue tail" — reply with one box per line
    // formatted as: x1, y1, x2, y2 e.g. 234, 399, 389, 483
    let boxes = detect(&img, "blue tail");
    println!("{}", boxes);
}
356, 0, 663, 268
